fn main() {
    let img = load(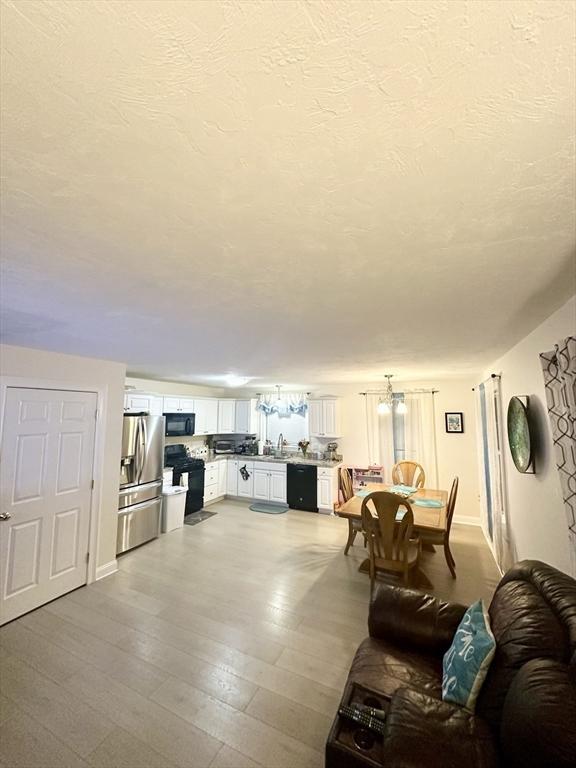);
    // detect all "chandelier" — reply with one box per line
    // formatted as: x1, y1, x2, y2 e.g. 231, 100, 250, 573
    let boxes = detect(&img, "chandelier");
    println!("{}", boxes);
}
377, 375, 407, 415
